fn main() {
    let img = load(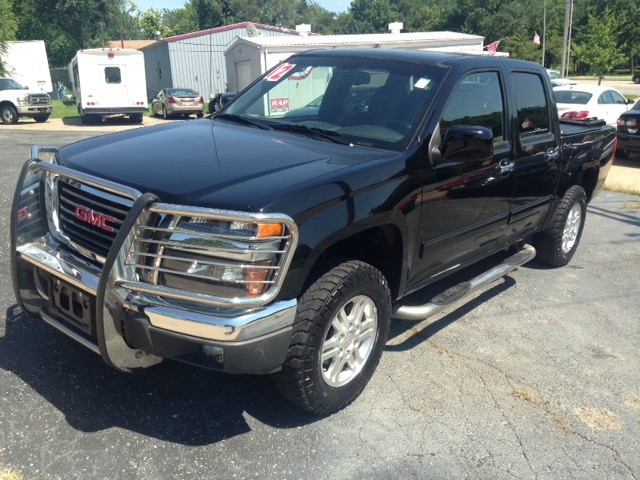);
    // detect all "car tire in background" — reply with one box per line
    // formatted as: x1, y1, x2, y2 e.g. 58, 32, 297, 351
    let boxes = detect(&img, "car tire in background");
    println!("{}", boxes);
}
1, 105, 19, 124
33, 114, 49, 123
